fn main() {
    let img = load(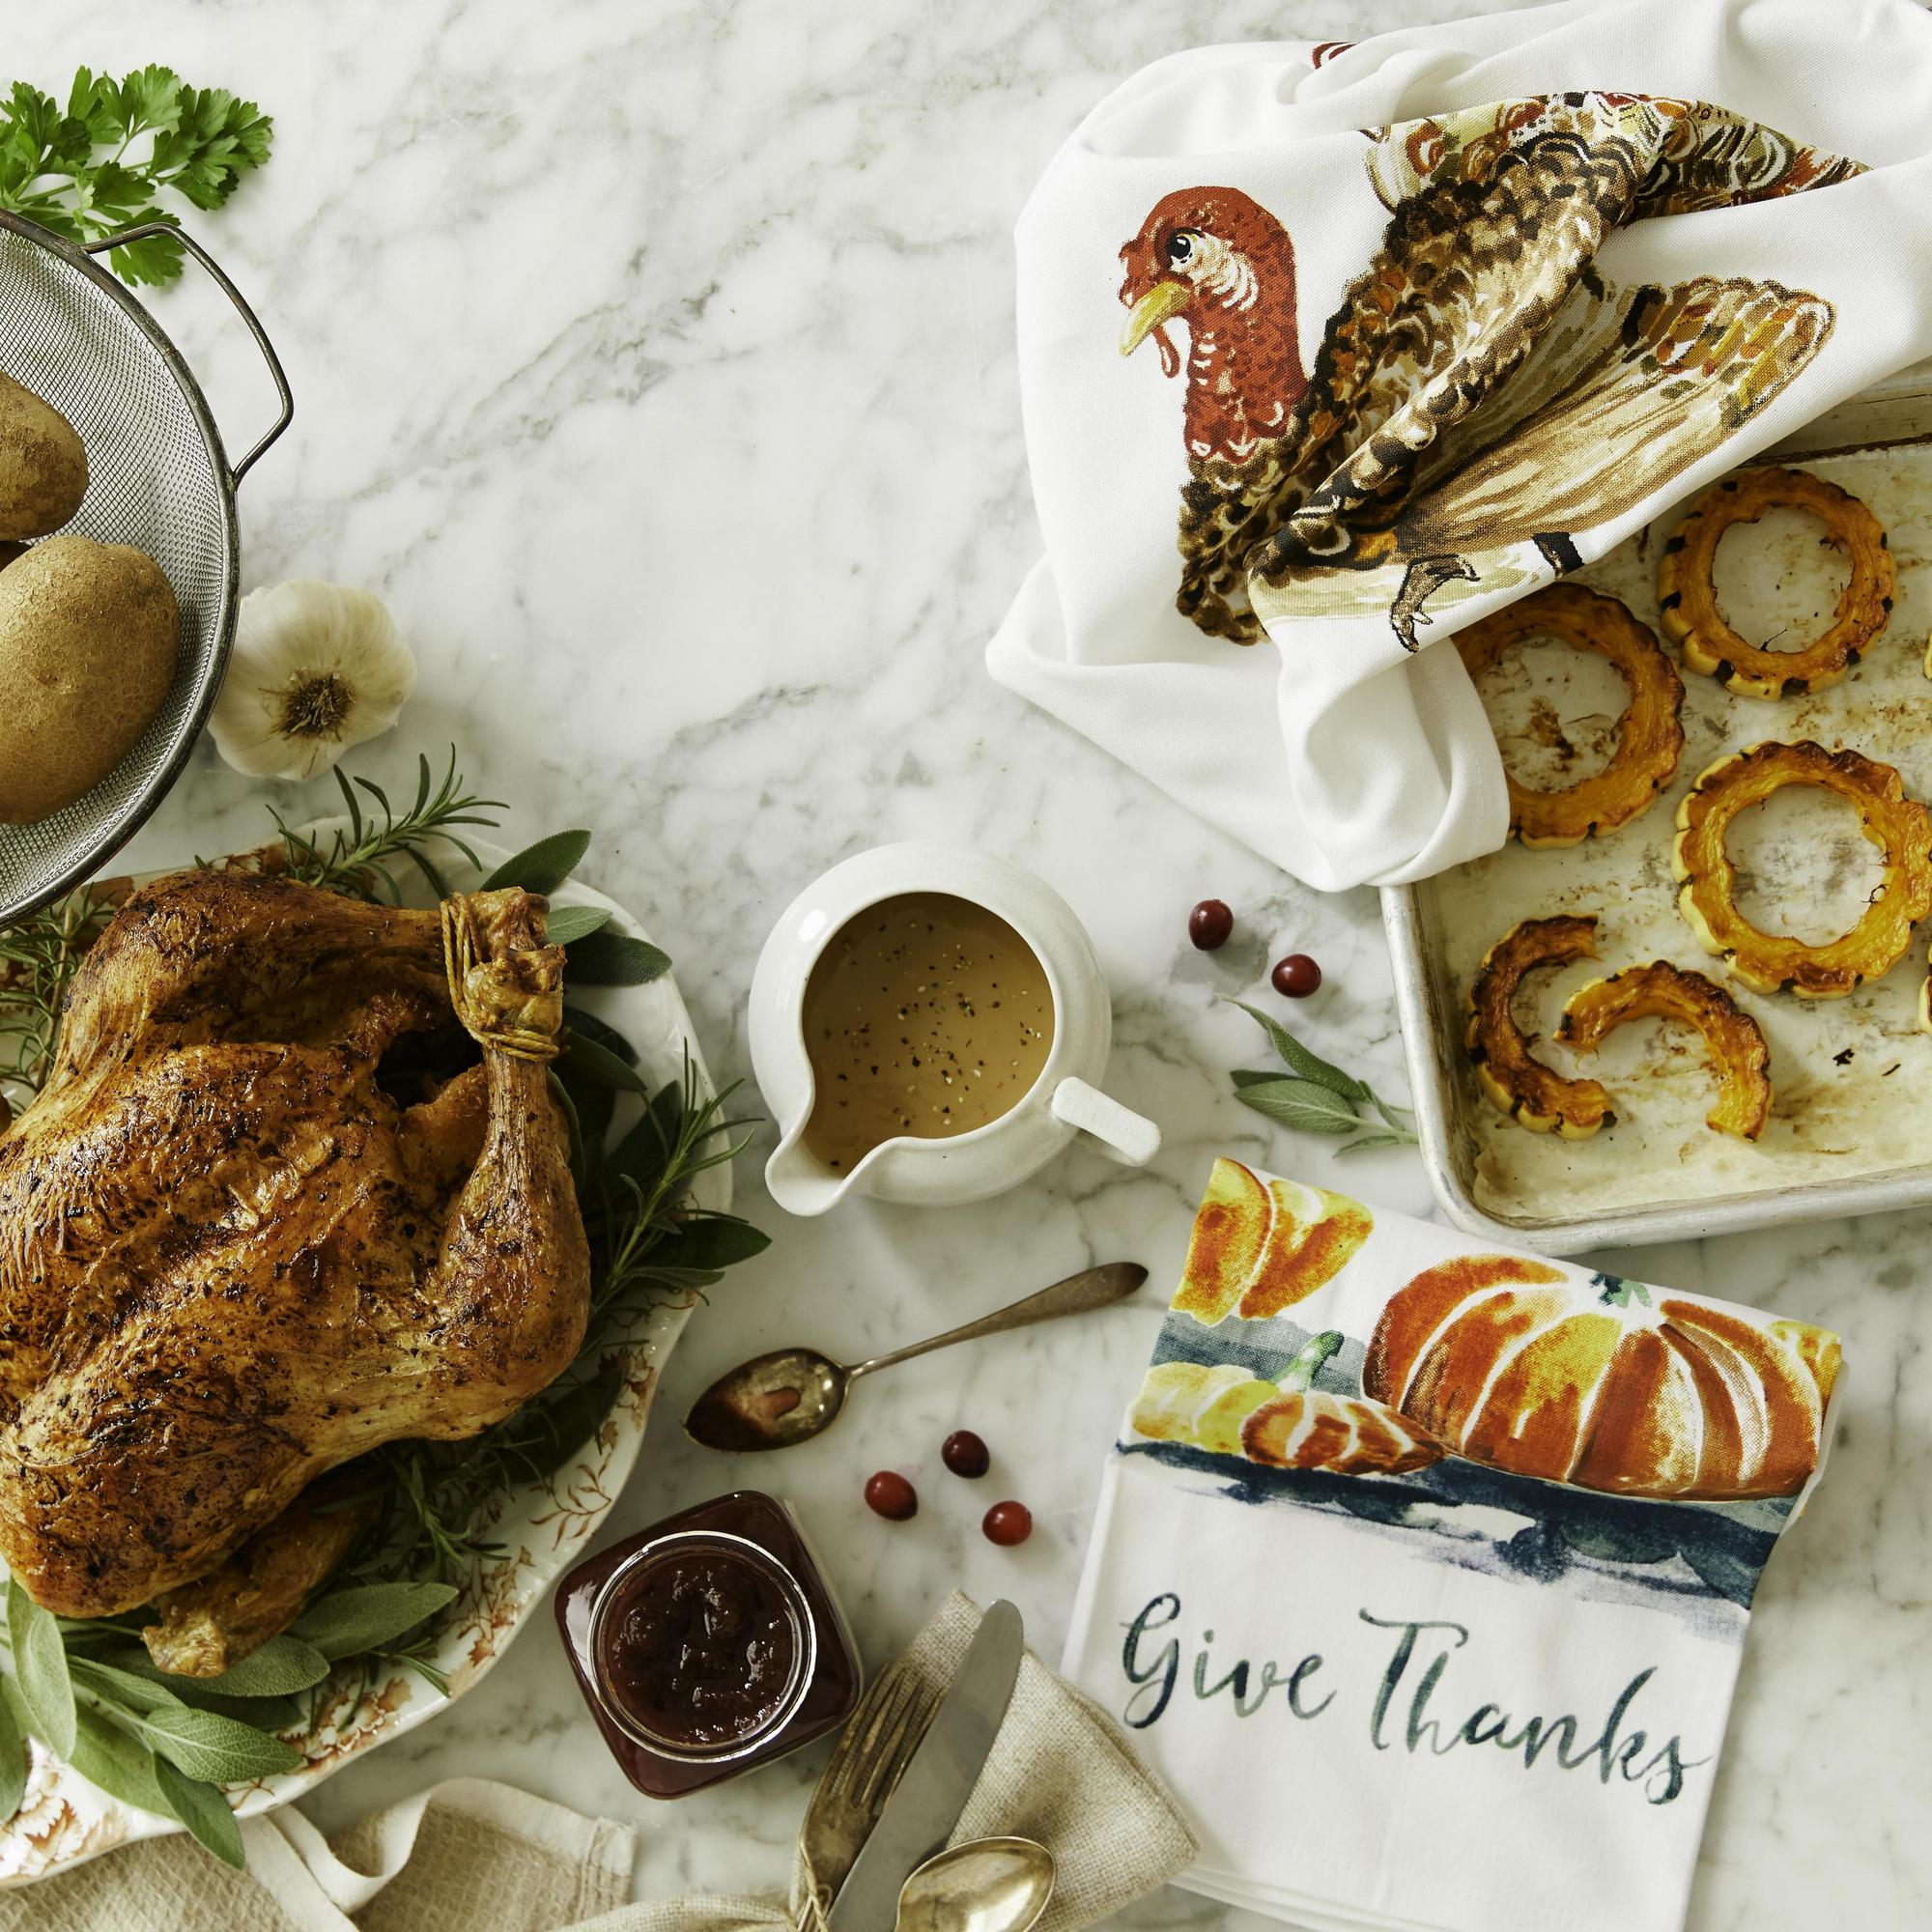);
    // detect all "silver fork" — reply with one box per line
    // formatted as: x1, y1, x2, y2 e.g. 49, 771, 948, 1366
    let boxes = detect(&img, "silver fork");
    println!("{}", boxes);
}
796, 1663, 940, 1914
